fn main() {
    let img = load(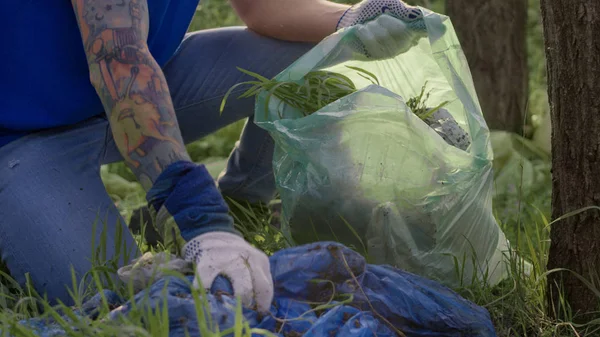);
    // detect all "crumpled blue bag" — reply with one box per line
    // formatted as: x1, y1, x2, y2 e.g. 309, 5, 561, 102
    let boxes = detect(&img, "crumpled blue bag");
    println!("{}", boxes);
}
6, 242, 496, 337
